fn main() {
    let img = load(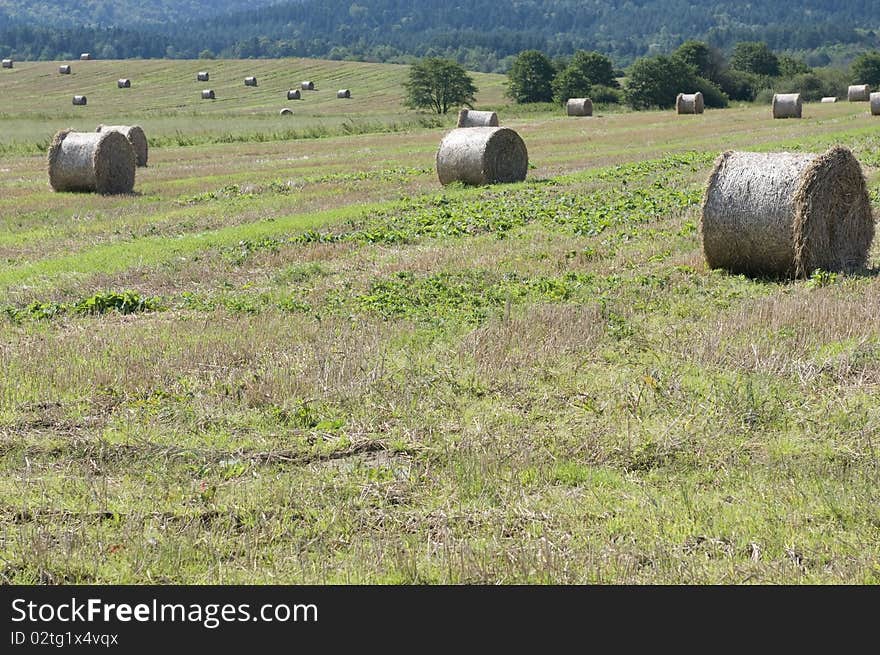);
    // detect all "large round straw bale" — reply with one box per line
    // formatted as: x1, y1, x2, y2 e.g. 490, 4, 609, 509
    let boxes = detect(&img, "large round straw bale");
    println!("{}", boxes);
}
59, 64, 71, 74
80, 53, 91, 60
47, 129, 136, 195
279, 108, 293, 115
676, 92, 704, 114
72, 95, 87, 106
457, 108, 499, 126
871, 92, 880, 116
201, 89, 215, 99
820, 96, 837, 103
565, 98, 593, 117
301, 81, 314, 90
772, 93, 802, 118
2, 59, 12, 69
197, 71, 209, 82
848, 84, 870, 101
117, 78, 131, 88
287, 89, 301, 100
436, 127, 528, 186
96, 124, 148, 167
245, 76, 257, 86
337, 89, 351, 98
701, 146, 873, 277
